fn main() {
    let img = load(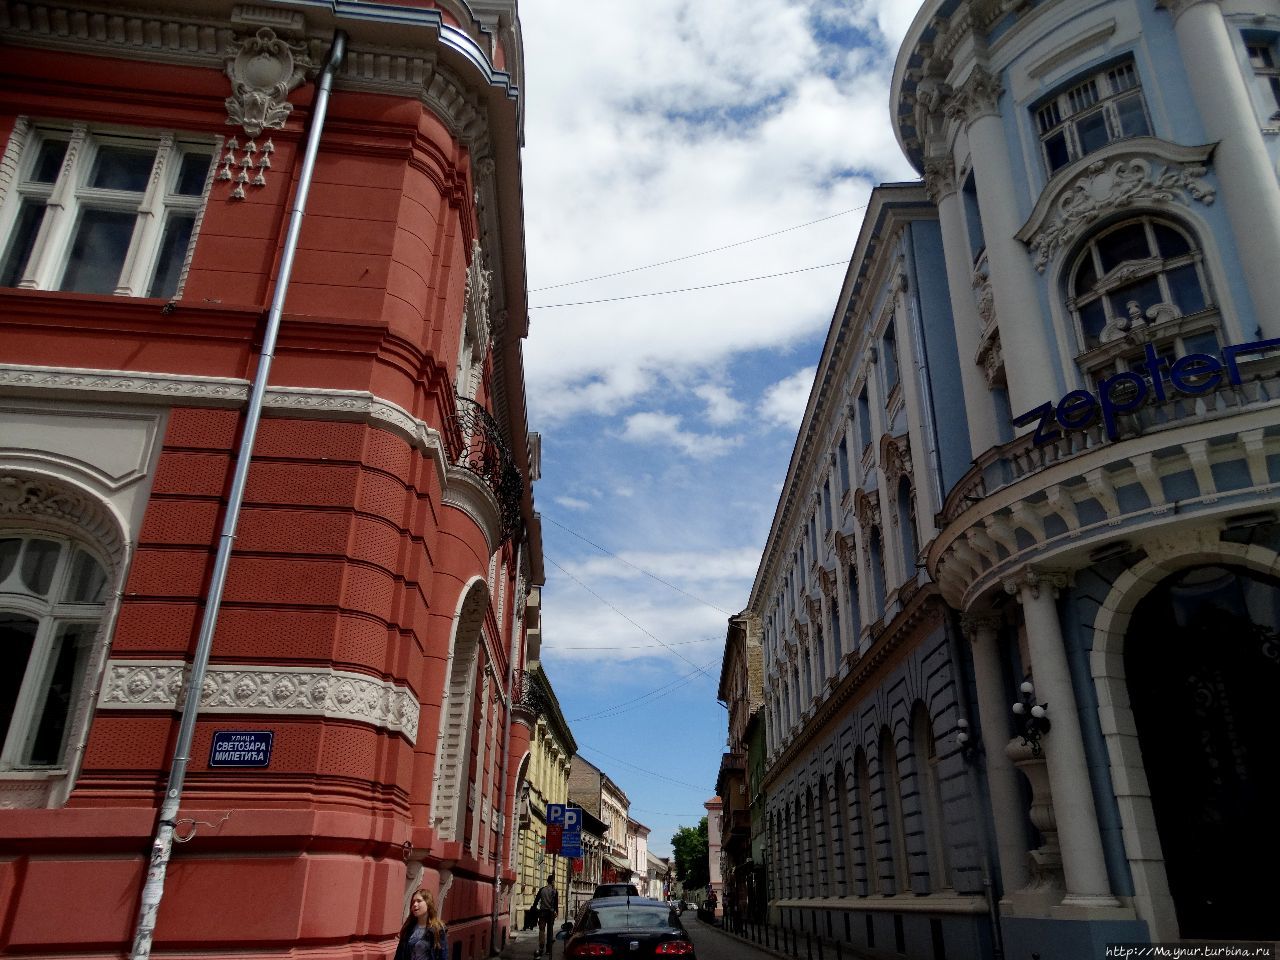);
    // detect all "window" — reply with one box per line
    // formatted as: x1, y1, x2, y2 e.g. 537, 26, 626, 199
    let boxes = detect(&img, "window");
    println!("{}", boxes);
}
0, 534, 108, 770
837, 438, 850, 496
1035, 58, 1151, 174
1068, 217, 1216, 372
897, 478, 918, 575
0, 123, 215, 298
1246, 36, 1280, 117
962, 172, 985, 262
846, 564, 863, 644
857, 388, 872, 455
883, 325, 900, 396
822, 481, 832, 533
